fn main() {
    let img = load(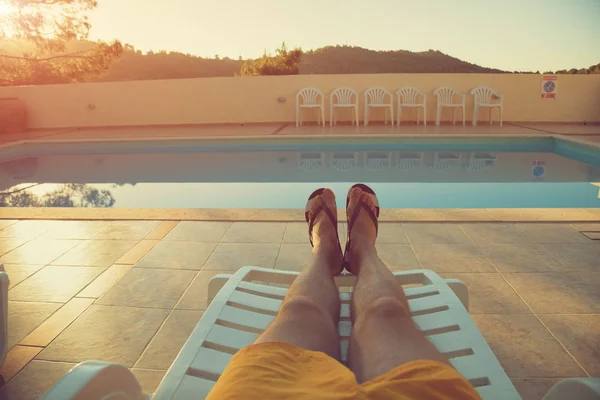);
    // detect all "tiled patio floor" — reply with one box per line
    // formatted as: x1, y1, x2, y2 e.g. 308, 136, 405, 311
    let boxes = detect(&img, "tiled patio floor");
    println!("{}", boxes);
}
0, 219, 599, 399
